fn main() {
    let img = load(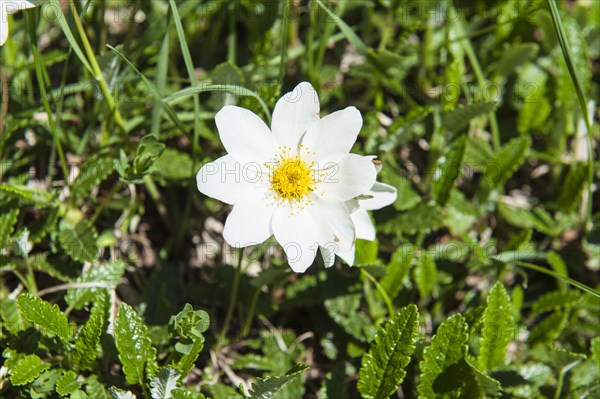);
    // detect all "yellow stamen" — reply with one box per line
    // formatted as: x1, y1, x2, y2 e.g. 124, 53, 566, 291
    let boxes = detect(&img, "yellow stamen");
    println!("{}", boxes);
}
271, 156, 315, 201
